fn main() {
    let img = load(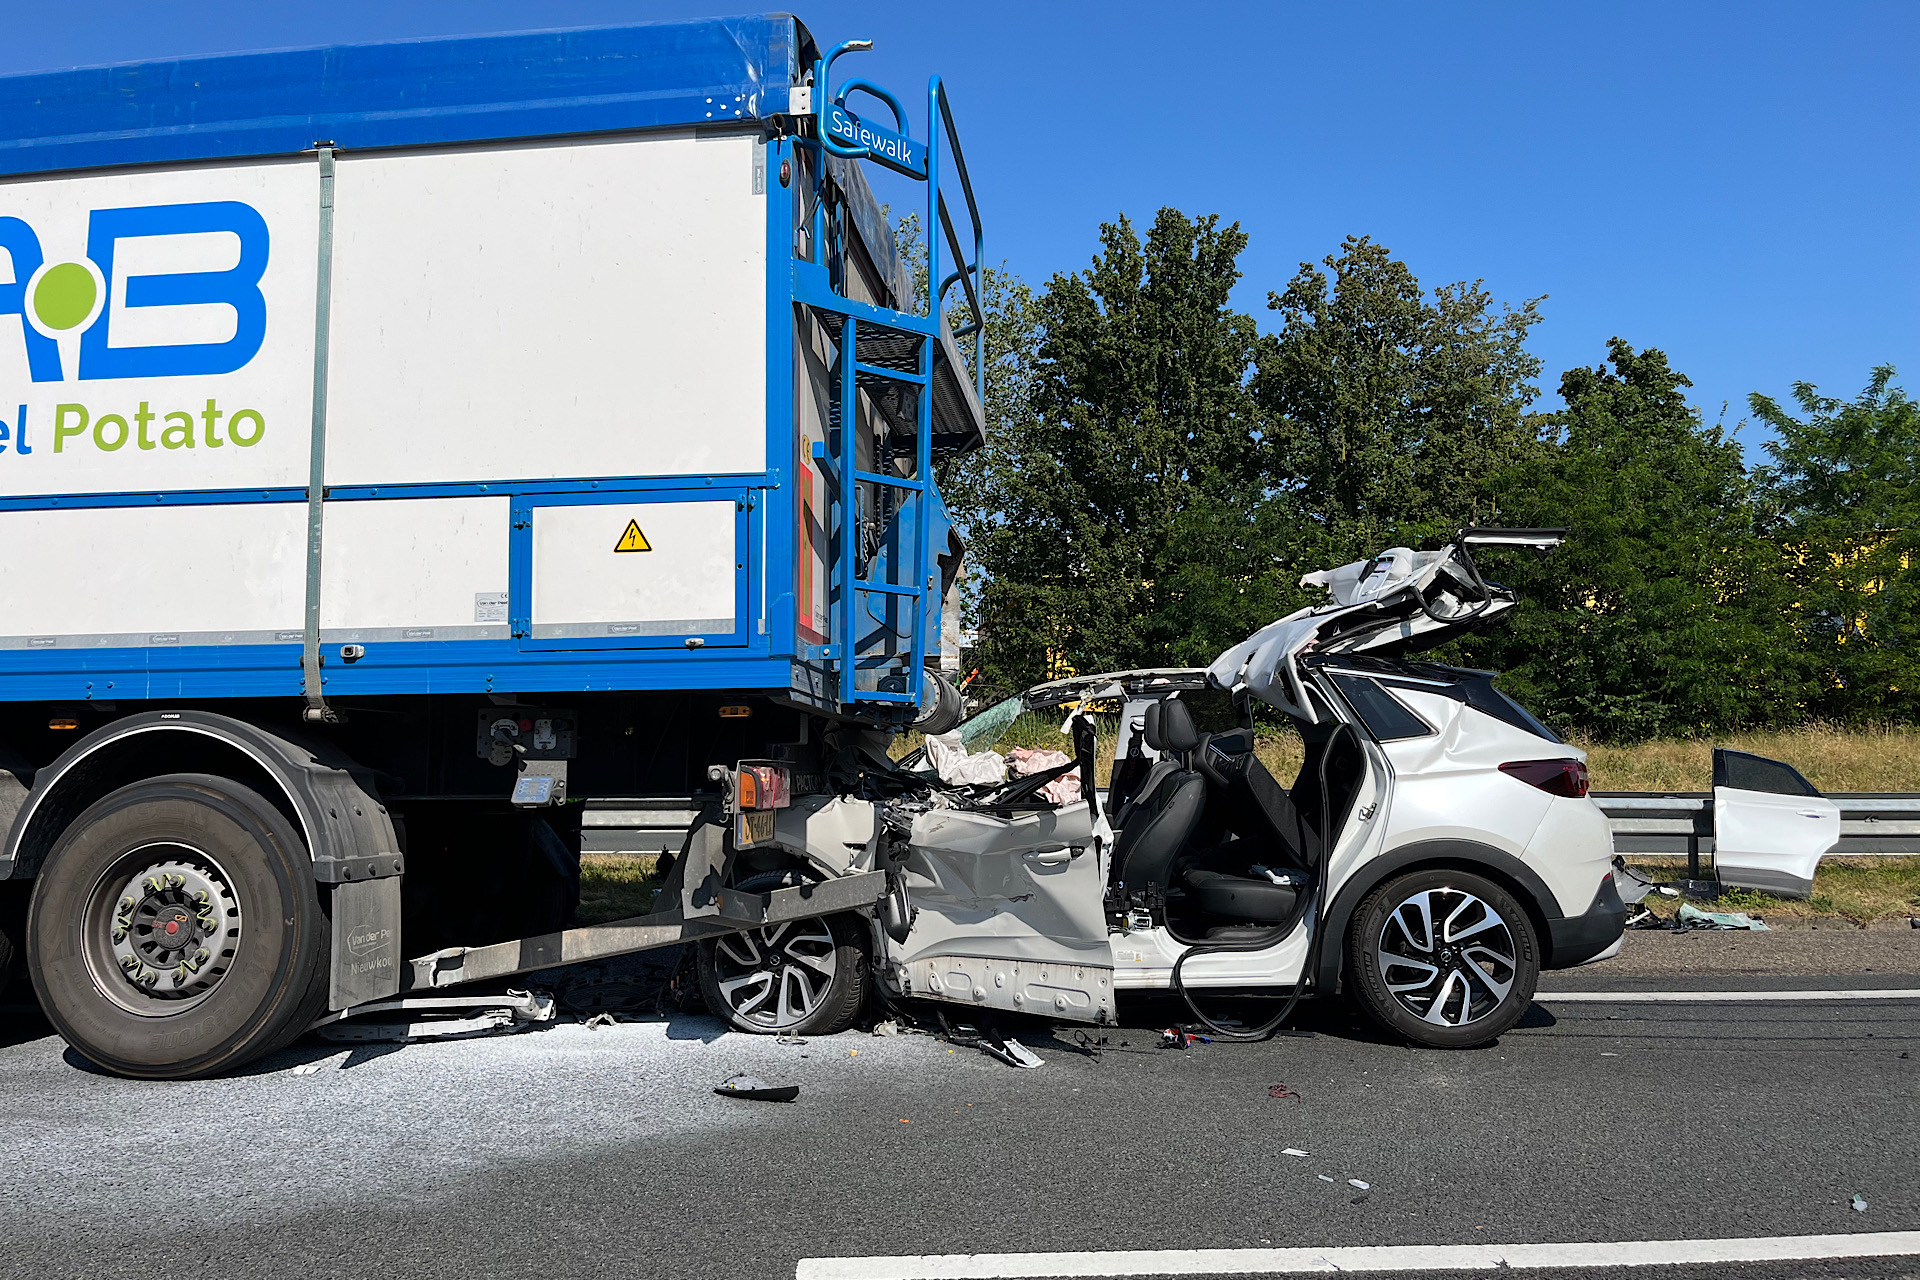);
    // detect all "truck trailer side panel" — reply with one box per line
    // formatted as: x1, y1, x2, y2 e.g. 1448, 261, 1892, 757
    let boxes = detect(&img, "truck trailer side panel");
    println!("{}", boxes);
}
325, 132, 767, 486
